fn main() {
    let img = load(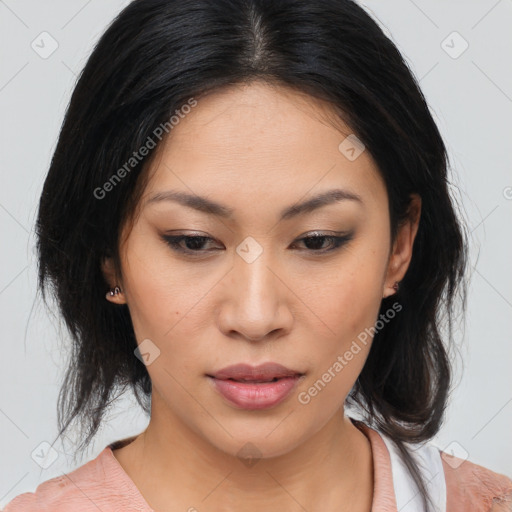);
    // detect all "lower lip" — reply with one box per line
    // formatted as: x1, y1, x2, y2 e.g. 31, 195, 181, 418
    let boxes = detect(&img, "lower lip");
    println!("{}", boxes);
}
208, 375, 302, 410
